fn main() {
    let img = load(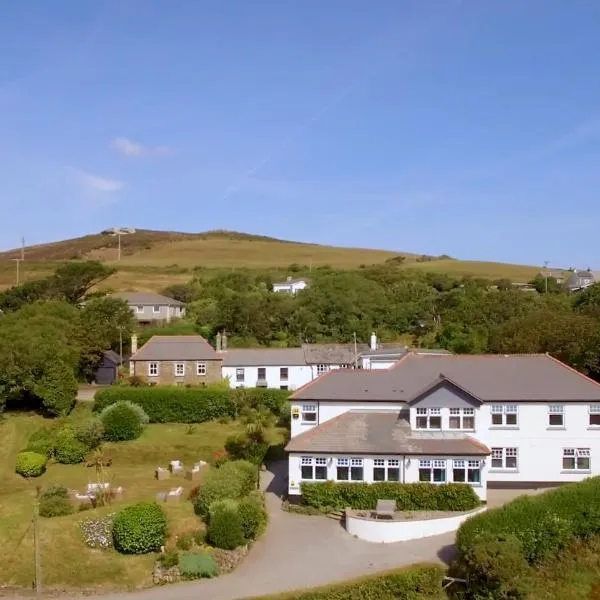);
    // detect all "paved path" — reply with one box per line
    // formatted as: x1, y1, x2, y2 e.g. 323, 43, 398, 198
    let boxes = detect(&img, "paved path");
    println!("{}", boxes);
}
93, 461, 455, 600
